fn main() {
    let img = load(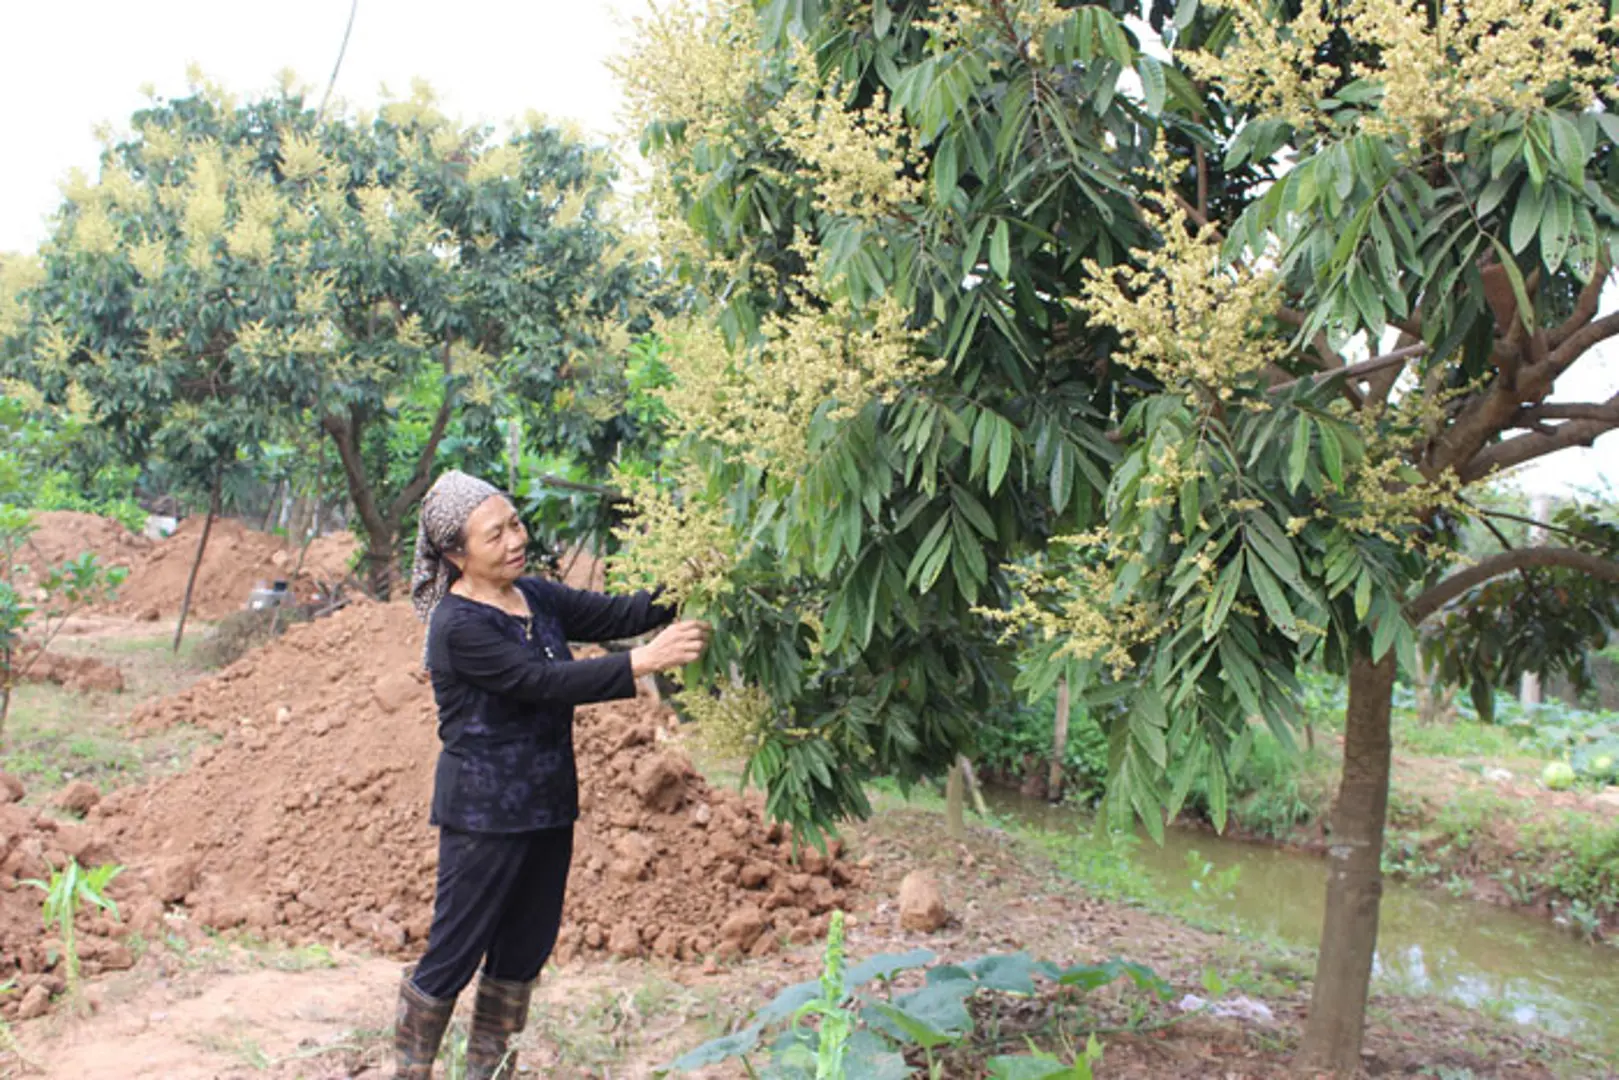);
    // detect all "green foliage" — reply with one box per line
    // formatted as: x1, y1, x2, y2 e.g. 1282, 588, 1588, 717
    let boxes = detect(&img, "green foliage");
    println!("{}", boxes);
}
974, 686, 1110, 805
22, 859, 122, 1008
3, 77, 658, 592
660, 933, 1167, 1078
1424, 508, 1619, 725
